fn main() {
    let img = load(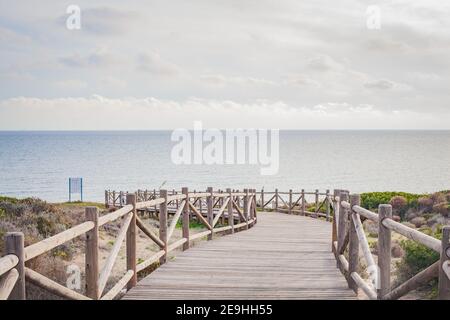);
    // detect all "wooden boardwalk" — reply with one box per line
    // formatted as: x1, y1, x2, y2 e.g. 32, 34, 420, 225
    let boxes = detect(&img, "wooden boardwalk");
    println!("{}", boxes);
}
124, 212, 356, 300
